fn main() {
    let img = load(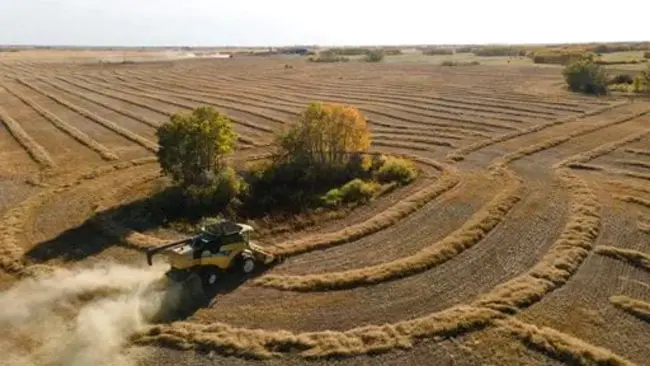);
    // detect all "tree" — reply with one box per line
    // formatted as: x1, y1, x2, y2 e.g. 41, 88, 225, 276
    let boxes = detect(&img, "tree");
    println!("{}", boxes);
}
562, 56, 608, 95
276, 102, 371, 167
156, 106, 236, 187
364, 49, 385, 62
